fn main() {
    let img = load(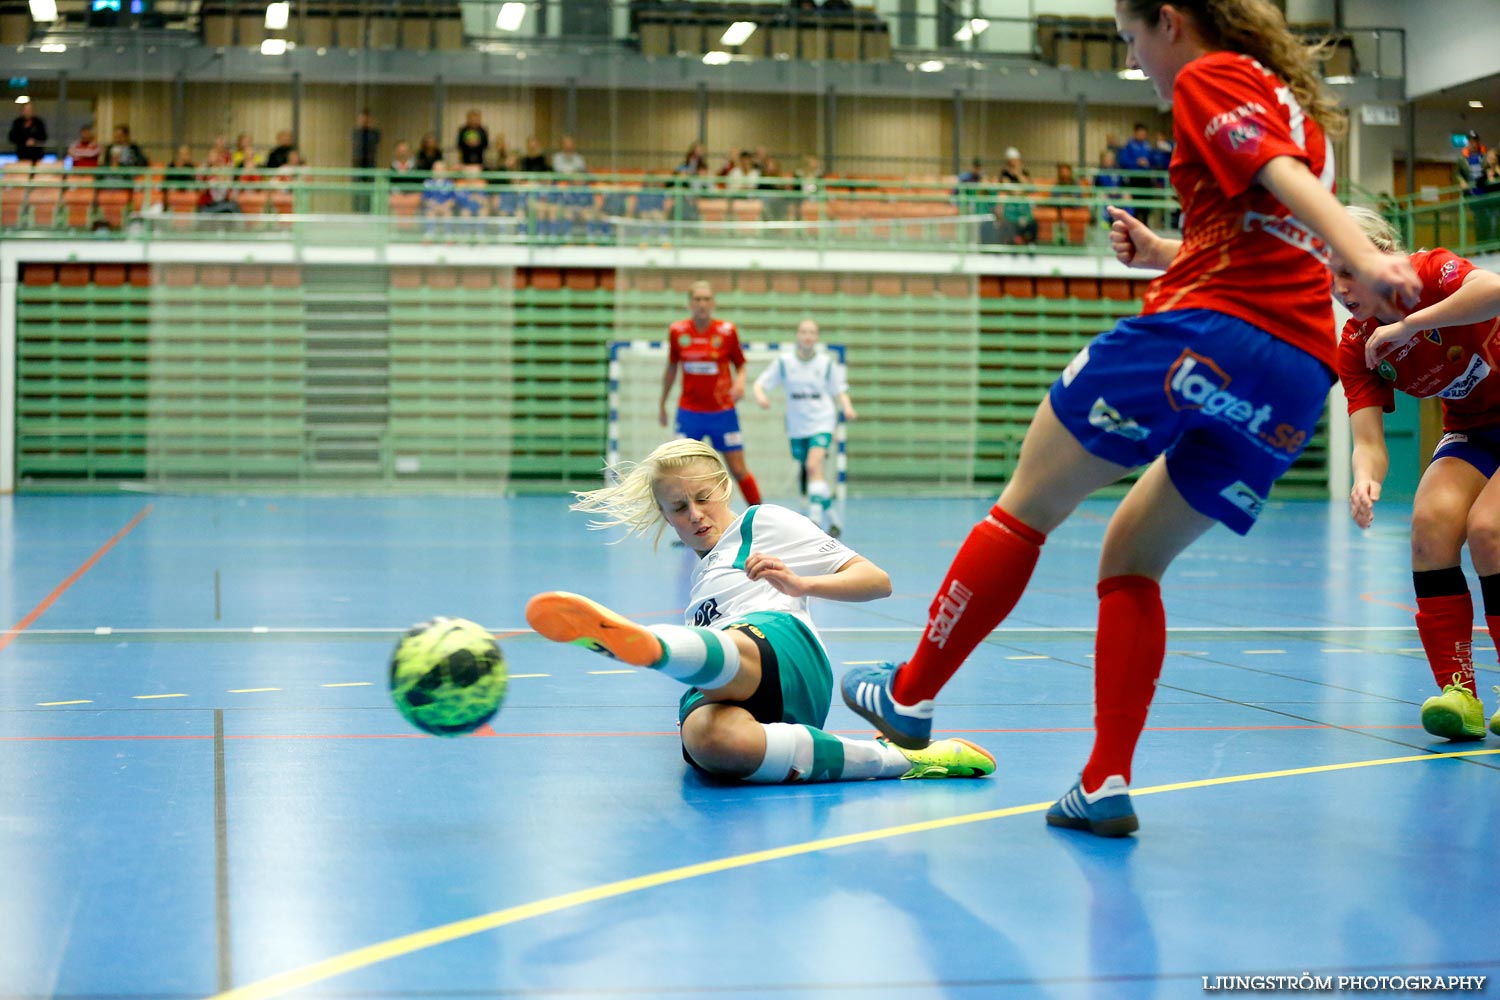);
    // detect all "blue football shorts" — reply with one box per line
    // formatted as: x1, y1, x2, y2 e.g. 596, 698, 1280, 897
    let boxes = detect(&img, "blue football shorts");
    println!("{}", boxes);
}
675, 407, 745, 453
1431, 425, 1500, 479
1049, 308, 1334, 535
